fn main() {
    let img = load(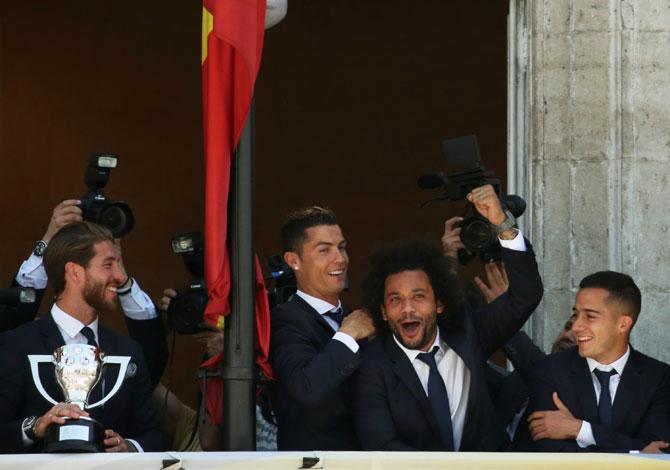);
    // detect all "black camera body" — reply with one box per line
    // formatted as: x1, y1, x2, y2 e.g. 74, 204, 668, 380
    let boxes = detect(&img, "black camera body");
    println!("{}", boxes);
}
165, 232, 209, 334
266, 254, 297, 309
418, 135, 526, 264
0, 287, 36, 306
81, 153, 135, 238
